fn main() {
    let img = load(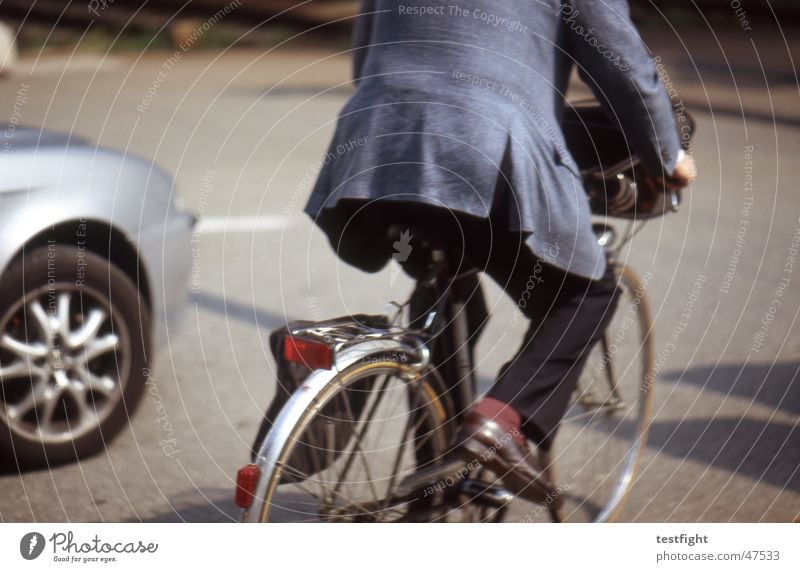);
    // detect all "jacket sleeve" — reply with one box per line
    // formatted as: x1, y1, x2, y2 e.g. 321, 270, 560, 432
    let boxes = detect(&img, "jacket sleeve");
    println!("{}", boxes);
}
352, 0, 376, 85
563, 0, 681, 177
